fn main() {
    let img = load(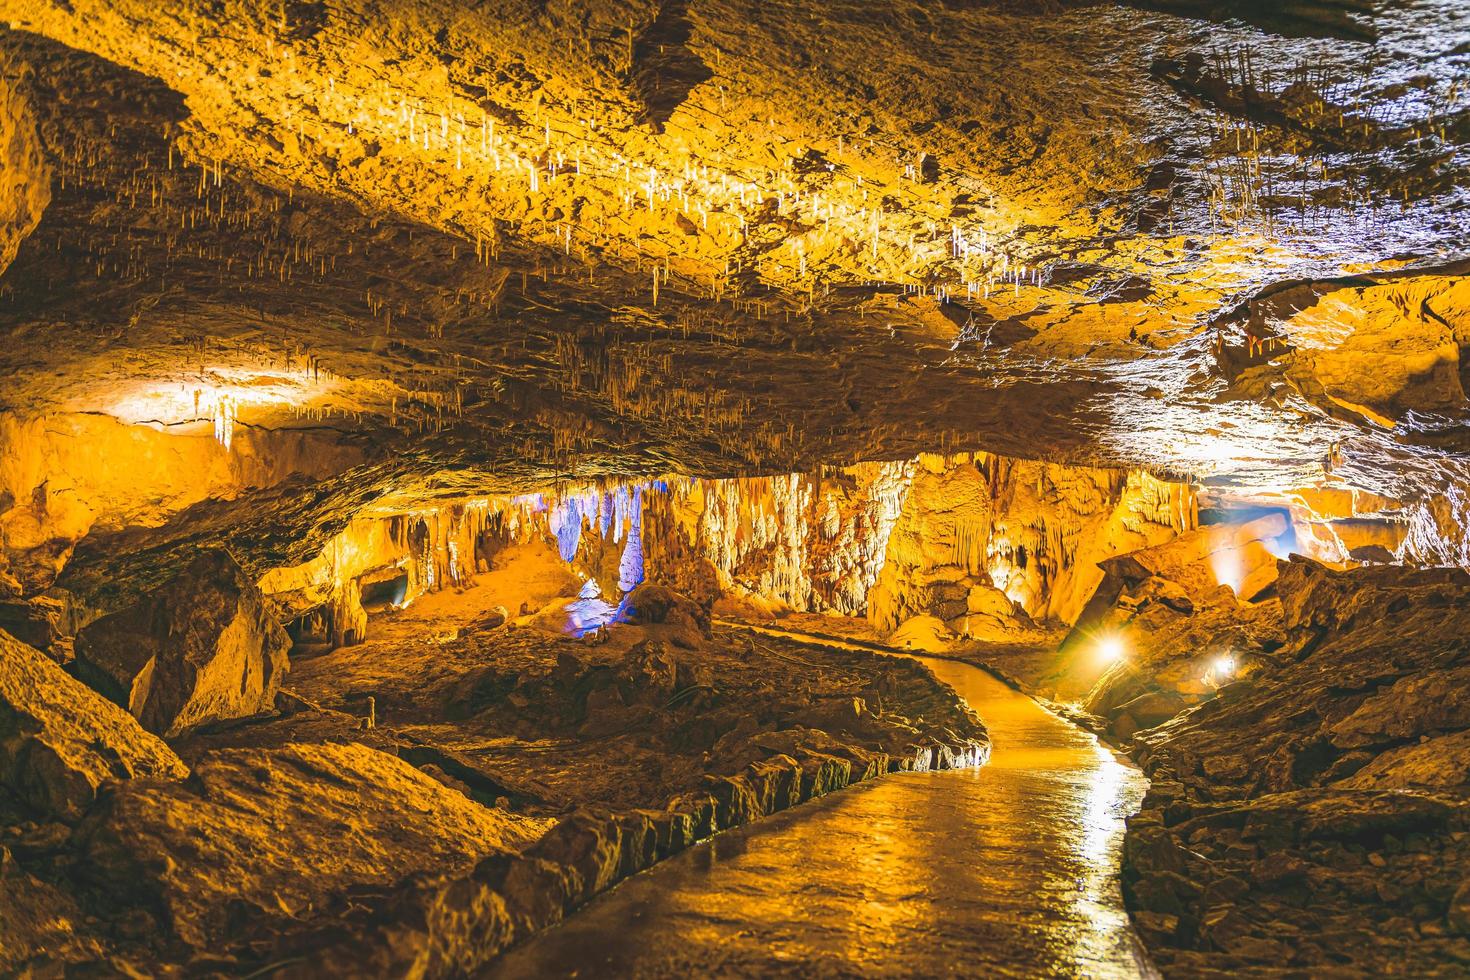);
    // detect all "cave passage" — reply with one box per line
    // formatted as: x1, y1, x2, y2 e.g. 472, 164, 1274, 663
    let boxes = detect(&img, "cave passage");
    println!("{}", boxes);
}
4, 1, 1470, 975
491, 637, 1152, 978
